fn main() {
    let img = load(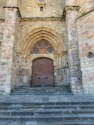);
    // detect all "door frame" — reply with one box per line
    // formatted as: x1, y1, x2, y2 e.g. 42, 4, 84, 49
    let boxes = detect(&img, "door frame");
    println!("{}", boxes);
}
31, 57, 55, 87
